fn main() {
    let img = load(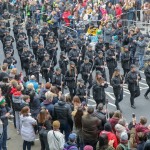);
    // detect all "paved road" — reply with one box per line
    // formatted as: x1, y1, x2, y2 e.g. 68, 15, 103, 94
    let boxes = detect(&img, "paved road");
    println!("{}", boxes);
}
1, 18, 149, 150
